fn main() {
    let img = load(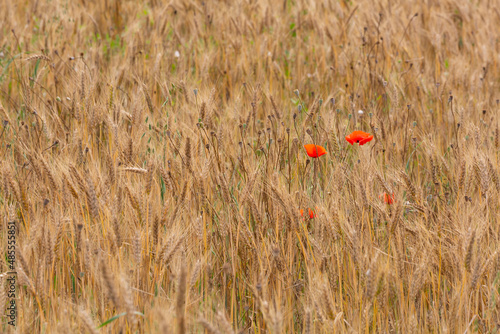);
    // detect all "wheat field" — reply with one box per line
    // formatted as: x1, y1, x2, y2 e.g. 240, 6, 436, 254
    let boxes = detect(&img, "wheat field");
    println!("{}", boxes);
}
0, 0, 500, 333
